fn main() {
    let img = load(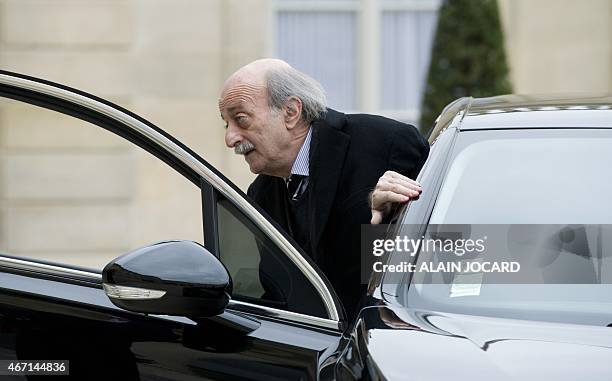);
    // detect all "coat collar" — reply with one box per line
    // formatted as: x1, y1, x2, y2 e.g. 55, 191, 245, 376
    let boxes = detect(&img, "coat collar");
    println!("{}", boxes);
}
308, 109, 350, 259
